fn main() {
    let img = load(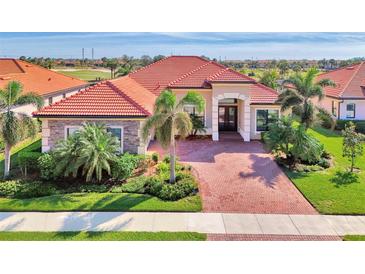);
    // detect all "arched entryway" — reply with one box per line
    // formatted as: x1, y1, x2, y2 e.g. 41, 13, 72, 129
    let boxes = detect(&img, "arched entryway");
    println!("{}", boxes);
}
212, 93, 251, 141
